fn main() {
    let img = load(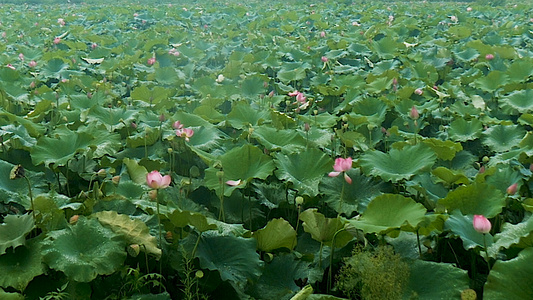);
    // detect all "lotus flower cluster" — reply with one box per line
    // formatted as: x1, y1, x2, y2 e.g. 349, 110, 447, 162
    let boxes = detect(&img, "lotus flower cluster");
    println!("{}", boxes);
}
173, 121, 194, 141
288, 90, 309, 110
328, 157, 353, 184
